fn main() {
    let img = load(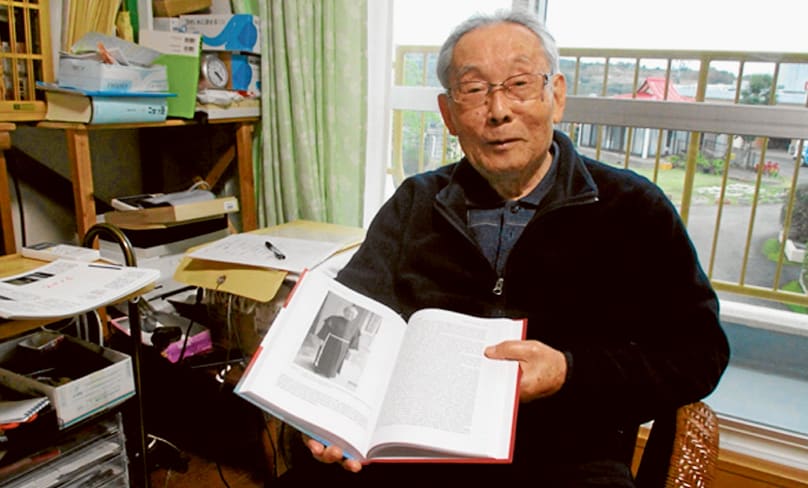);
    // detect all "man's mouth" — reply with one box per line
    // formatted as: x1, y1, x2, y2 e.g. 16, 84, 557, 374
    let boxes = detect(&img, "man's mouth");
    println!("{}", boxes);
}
488, 138, 519, 147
